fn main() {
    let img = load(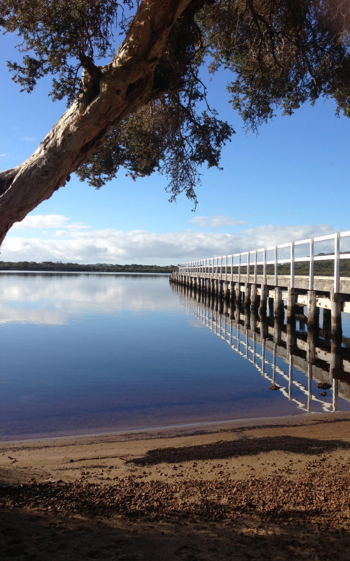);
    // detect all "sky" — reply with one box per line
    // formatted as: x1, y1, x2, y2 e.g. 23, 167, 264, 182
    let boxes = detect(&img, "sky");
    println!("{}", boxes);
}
1, 28, 350, 265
